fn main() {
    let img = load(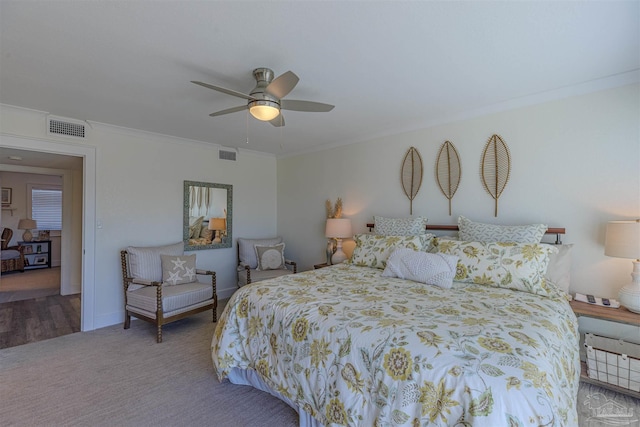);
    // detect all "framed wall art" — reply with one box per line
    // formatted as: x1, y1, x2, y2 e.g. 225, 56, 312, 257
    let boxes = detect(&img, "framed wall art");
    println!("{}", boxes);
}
1, 187, 12, 206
